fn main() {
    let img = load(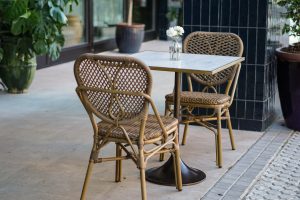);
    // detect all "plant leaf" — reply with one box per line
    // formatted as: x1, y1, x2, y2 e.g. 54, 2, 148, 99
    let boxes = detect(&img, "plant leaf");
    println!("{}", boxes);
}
33, 40, 48, 55
11, 11, 32, 35
49, 43, 61, 60
49, 6, 67, 24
